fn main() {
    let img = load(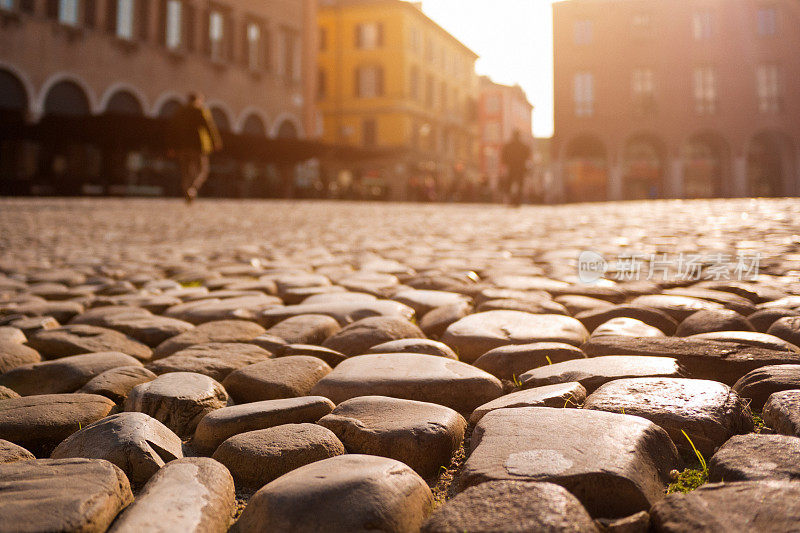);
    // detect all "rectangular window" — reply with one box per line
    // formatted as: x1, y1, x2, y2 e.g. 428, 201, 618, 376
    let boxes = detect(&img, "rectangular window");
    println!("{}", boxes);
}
410, 66, 419, 100
356, 22, 382, 49
319, 26, 327, 51
165, 0, 182, 49
573, 71, 594, 117
574, 19, 592, 45
693, 11, 713, 40
277, 28, 299, 82
409, 26, 421, 53
485, 95, 500, 114
757, 7, 777, 36
59, 0, 79, 25
356, 66, 384, 98
285, 29, 300, 82
425, 74, 434, 108
693, 66, 717, 114
116, 0, 134, 39
209, 10, 224, 62
318, 68, 326, 100
757, 64, 782, 113
632, 68, 655, 113
363, 118, 377, 147
247, 22, 261, 71
0, 0, 15, 11
633, 13, 650, 29
484, 123, 501, 143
